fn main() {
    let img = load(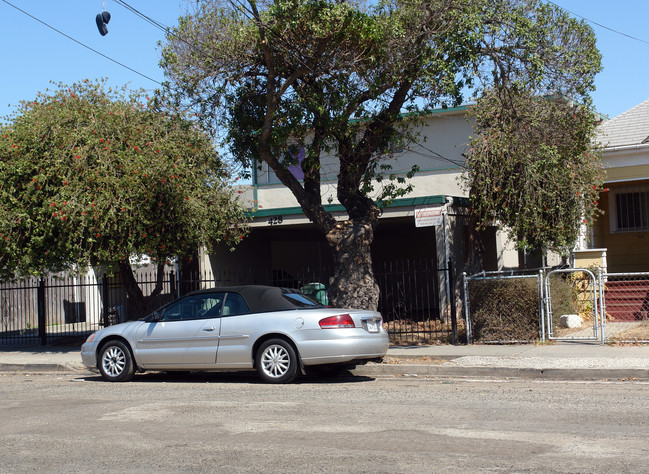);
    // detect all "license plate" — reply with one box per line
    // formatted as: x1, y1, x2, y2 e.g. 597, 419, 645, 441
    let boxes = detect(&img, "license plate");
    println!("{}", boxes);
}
365, 319, 379, 333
